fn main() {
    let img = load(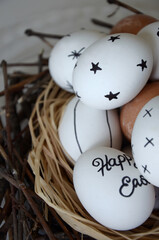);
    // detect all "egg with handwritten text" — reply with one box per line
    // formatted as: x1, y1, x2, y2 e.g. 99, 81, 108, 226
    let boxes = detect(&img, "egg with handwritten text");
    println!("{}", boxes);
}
49, 30, 106, 92
73, 33, 153, 110
132, 96, 159, 187
138, 21, 159, 80
58, 96, 122, 162
73, 147, 155, 230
